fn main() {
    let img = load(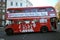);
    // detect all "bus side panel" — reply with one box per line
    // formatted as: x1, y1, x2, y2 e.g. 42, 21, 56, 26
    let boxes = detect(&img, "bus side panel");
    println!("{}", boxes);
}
32, 22, 41, 32
39, 19, 52, 32
11, 24, 20, 33
46, 19, 52, 31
